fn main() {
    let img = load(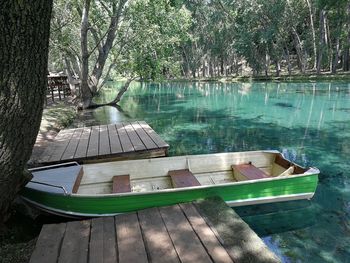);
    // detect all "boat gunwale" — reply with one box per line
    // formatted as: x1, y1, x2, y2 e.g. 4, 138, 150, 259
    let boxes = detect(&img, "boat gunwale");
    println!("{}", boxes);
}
73, 169, 319, 197
25, 150, 319, 198
24, 167, 319, 198
21, 191, 316, 218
